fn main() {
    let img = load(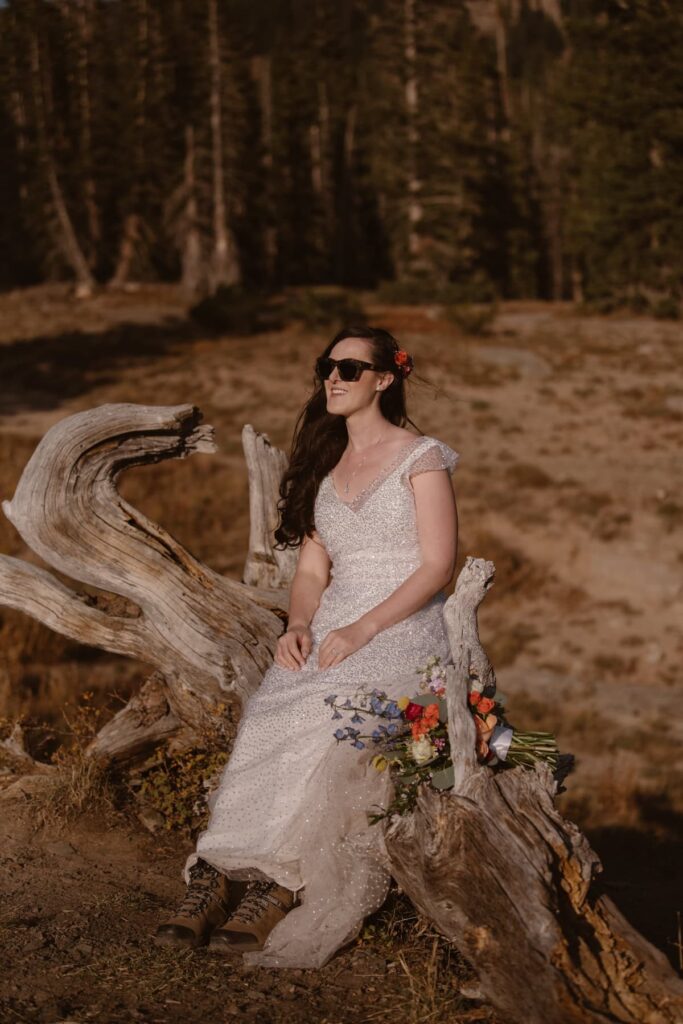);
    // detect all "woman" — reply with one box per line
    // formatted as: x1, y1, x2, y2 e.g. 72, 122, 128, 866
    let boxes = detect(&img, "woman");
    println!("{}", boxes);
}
154, 326, 459, 969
